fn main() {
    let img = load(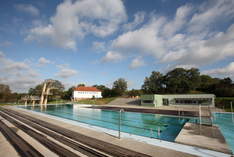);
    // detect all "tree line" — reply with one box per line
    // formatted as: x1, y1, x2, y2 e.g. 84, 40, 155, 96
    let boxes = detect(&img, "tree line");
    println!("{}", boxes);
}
0, 84, 23, 103
142, 68, 234, 97
0, 67, 233, 103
